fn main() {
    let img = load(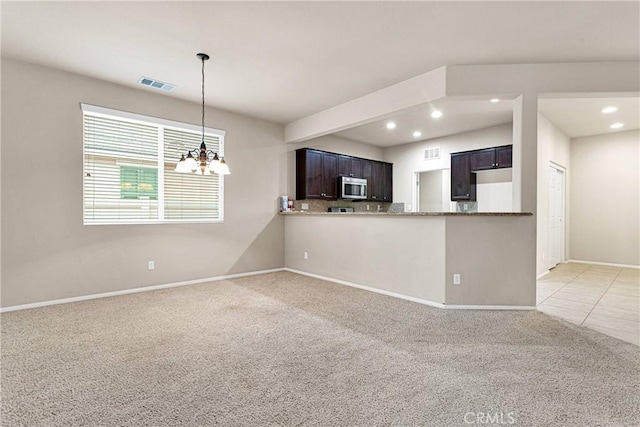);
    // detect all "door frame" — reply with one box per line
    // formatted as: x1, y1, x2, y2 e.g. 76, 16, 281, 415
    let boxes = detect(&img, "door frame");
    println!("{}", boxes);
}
548, 162, 566, 269
413, 168, 453, 213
